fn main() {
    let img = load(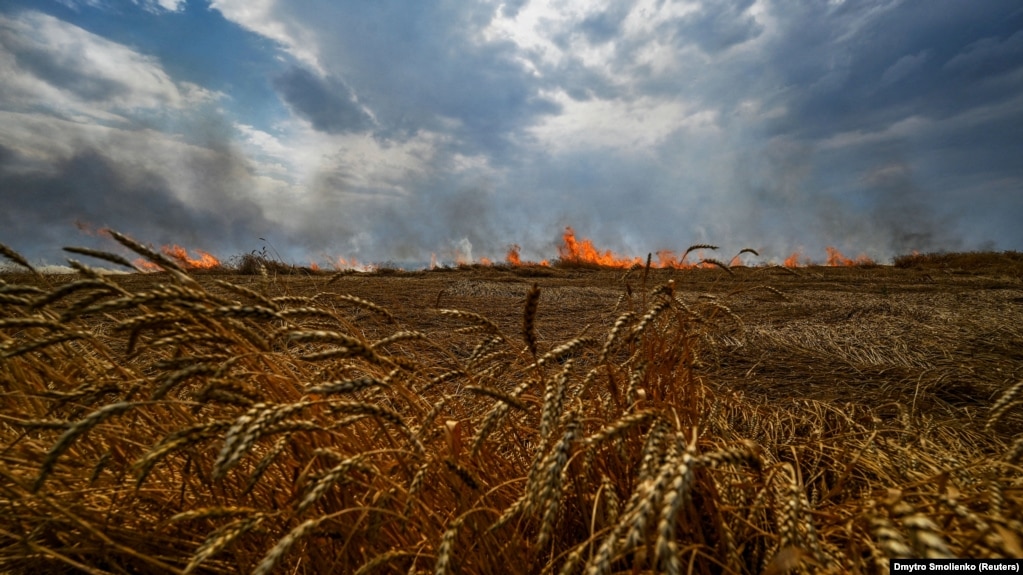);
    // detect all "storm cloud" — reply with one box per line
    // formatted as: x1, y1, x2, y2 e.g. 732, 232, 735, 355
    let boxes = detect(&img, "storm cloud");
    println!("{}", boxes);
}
1, 0, 1021, 266
273, 66, 374, 134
